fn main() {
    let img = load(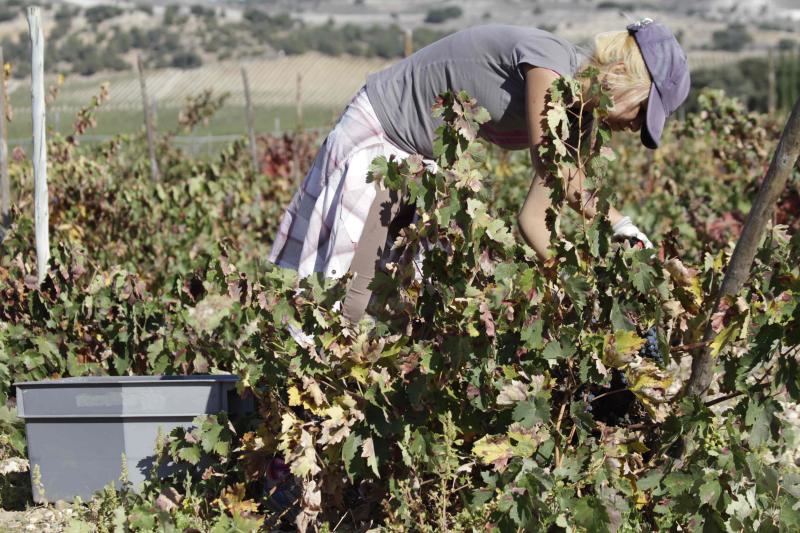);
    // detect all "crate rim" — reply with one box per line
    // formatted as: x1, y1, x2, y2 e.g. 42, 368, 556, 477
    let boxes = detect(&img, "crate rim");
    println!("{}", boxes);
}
14, 374, 240, 388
